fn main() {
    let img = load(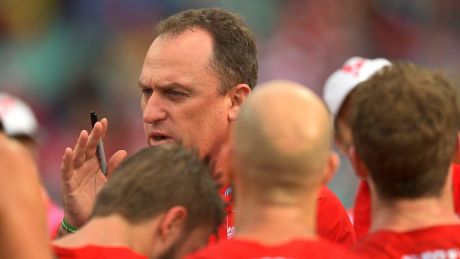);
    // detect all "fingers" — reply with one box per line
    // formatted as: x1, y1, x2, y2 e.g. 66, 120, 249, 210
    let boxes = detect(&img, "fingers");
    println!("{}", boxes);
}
60, 147, 74, 181
106, 150, 128, 179
100, 118, 108, 139
72, 130, 89, 168
85, 122, 104, 159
